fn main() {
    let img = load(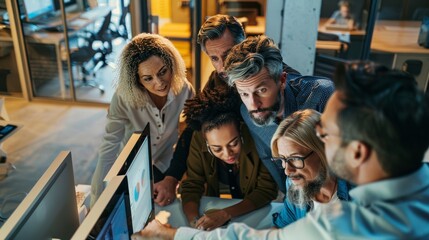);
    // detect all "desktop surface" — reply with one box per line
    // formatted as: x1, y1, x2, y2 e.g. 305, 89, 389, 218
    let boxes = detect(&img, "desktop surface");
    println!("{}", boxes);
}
155, 196, 283, 230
